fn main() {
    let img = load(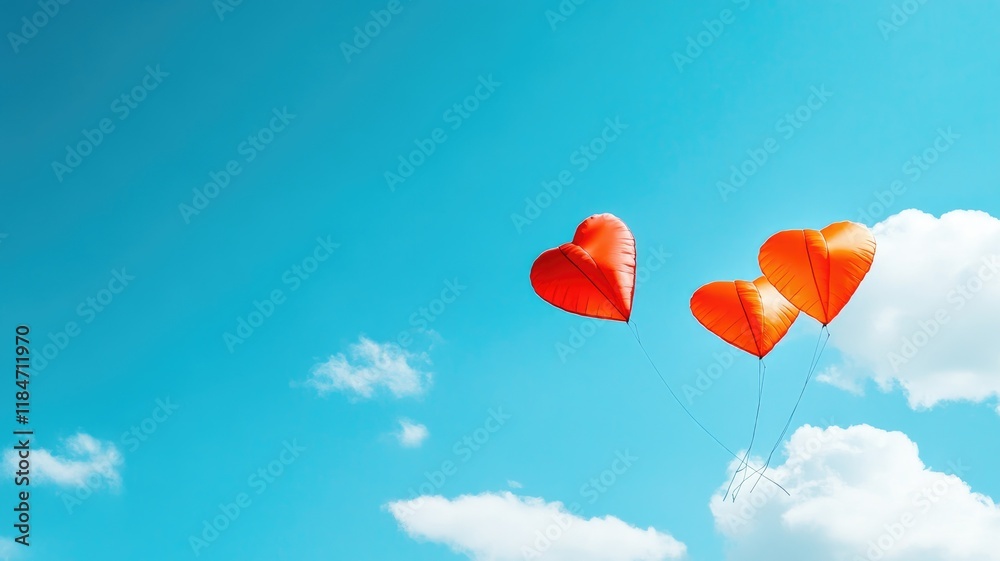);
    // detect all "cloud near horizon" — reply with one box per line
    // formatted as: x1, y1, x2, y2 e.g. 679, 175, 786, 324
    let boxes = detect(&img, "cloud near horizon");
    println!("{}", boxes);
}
387, 491, 686, 561
711, 424, 1000, 561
